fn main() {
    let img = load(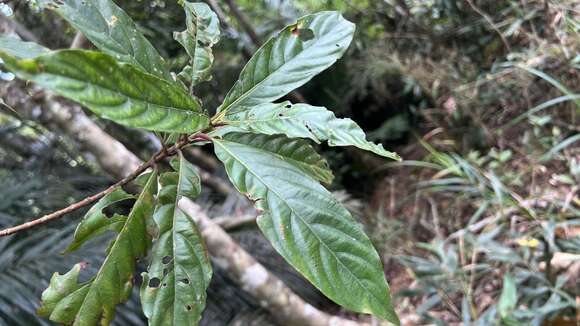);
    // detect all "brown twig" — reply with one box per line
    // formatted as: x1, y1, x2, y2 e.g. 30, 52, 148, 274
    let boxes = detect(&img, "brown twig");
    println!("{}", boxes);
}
0, 133, 208, 237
